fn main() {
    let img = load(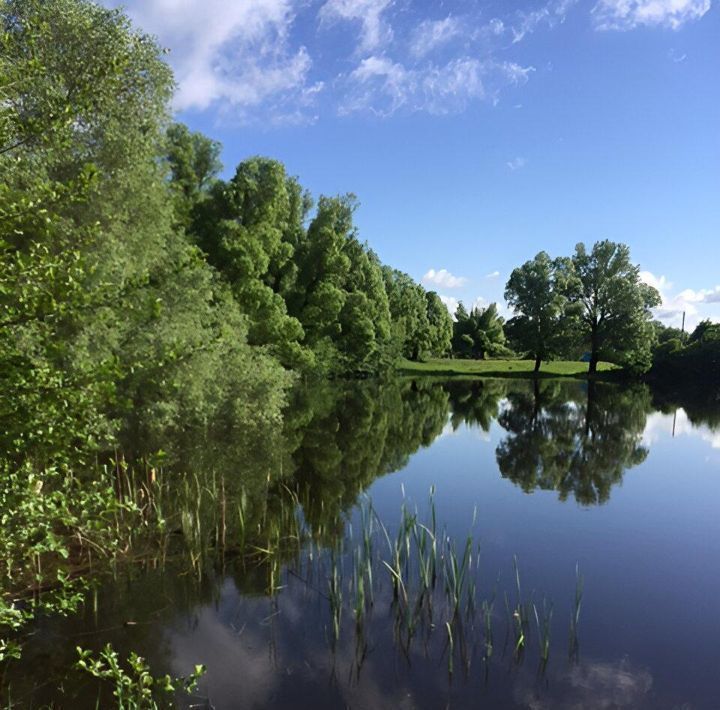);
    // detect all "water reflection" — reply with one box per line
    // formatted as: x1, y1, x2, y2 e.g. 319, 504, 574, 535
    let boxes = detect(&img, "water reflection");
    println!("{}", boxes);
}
496, 381, 652, 505
5, 377, 720, 709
